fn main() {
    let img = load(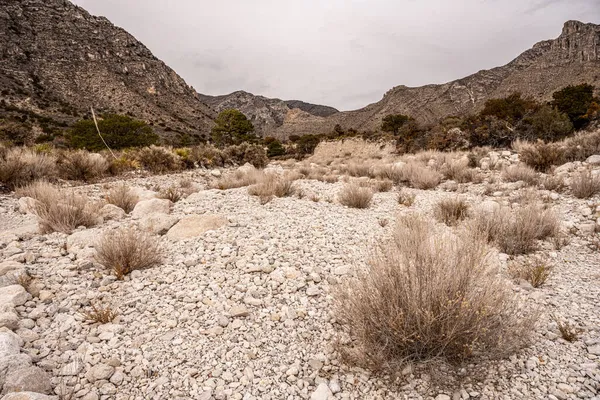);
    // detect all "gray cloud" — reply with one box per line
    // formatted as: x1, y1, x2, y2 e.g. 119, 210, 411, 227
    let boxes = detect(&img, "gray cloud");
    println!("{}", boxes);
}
71, 0, 599, 110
